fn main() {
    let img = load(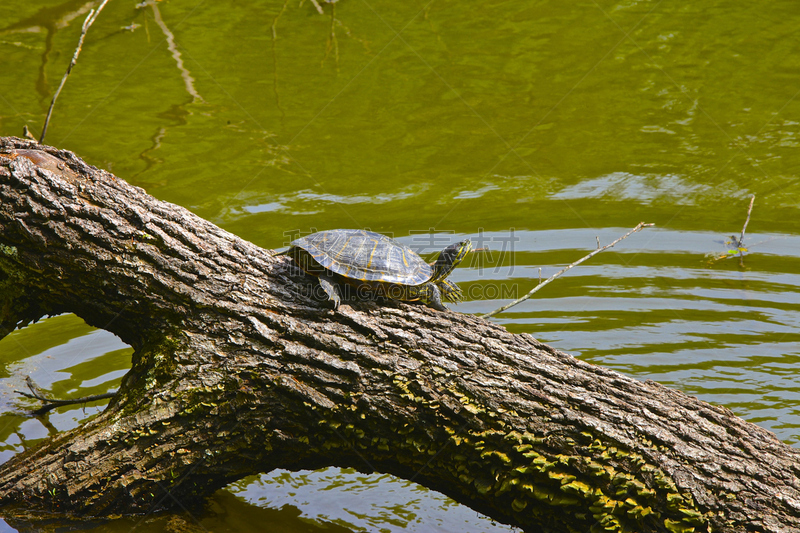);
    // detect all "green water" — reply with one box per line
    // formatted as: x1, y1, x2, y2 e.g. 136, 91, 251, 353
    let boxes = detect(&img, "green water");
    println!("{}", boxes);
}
1, 0, 799, 531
